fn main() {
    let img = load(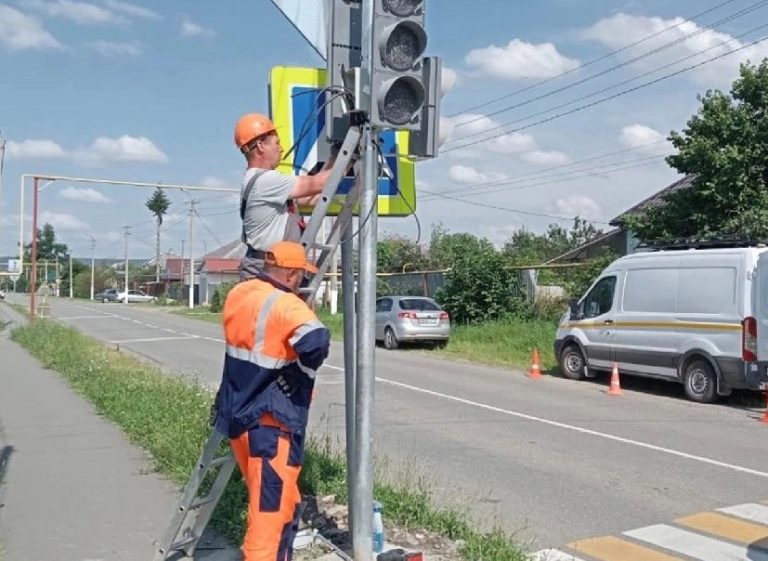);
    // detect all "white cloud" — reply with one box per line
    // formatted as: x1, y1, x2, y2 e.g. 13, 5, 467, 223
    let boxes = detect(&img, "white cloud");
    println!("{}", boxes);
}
5, 139, 67, 159
447, 113, 537, 155
549, 195, 603, 220
60, 187, 111, 203
440, 67, 458, 97
0, 6, 62, 50
582, 13, 768, 84
465, 39, 580, 79
200, 176, 230, 188
619, 124, 673, 156
22, 0, 126, 25
448, 165, 507, 185
521, 150, 571, 166
89, 40, 141, 56
40, 211, 89, 231
74, 135, 168, 166
101, 0, 161, 20
181, 18, 215, 38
